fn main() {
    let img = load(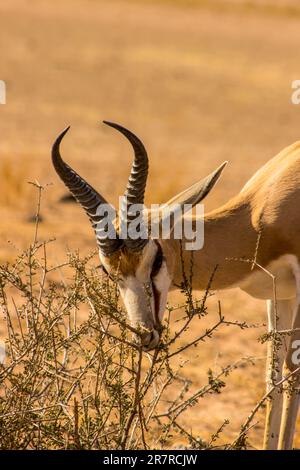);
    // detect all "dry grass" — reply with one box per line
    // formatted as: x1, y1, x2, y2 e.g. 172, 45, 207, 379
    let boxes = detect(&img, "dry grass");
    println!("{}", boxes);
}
0, 209, 266, 449
0, 157, 32, 207
0, 0, 300, 448
142, 0, 300, 16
